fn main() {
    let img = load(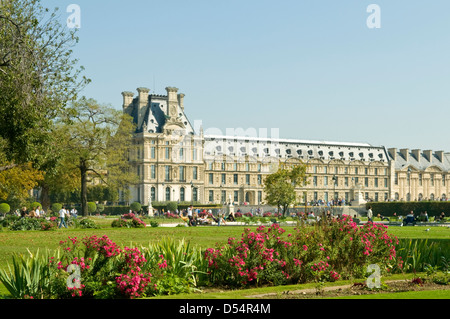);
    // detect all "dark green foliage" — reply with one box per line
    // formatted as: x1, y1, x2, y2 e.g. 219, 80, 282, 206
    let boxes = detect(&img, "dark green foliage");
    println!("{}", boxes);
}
366, 202, 450, 218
